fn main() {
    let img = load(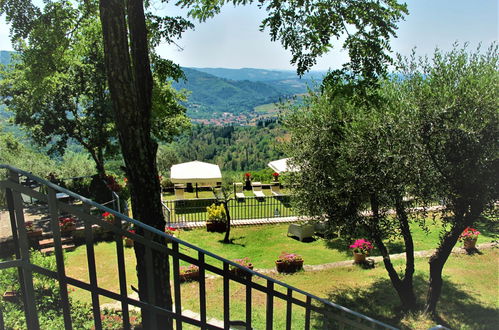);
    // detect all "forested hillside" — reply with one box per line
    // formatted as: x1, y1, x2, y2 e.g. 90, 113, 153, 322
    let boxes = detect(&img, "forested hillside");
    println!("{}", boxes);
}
170, 122, 286, 171
172, 68, 298, 119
